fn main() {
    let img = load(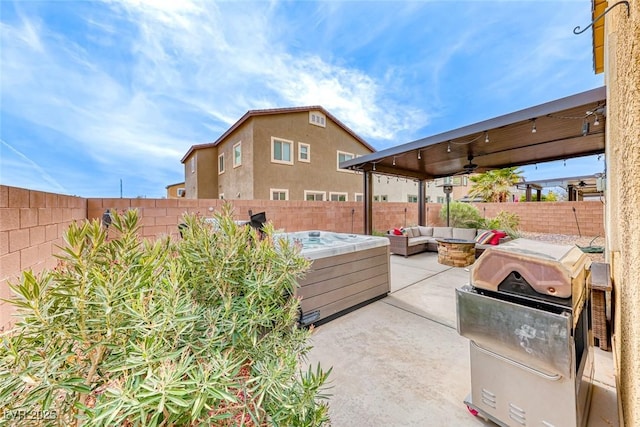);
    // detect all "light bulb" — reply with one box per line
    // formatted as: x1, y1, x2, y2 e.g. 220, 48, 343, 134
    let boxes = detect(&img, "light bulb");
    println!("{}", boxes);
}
484, 132, 489, 143
418, 151, 421, 160
393, 157, 396, 166
447, 142, 451, 153
531, 119, 537, 133
594, 115, 600, 126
